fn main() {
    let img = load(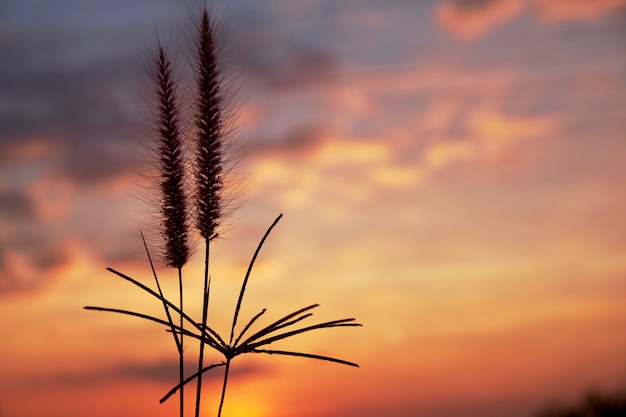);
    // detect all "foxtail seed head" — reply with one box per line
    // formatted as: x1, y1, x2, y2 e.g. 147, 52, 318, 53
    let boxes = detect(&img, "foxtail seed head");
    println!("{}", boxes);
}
194, 9, 224, 241
154, 45, 190, 268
